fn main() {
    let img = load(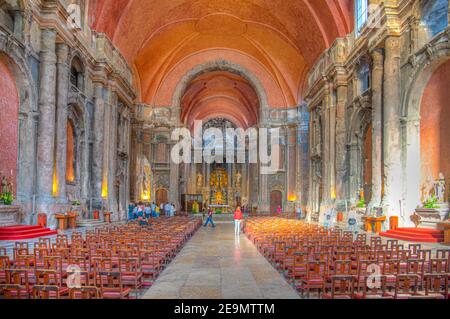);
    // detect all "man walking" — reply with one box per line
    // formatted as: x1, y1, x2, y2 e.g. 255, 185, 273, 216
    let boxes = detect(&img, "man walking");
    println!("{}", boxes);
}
204, 208, 216, 228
